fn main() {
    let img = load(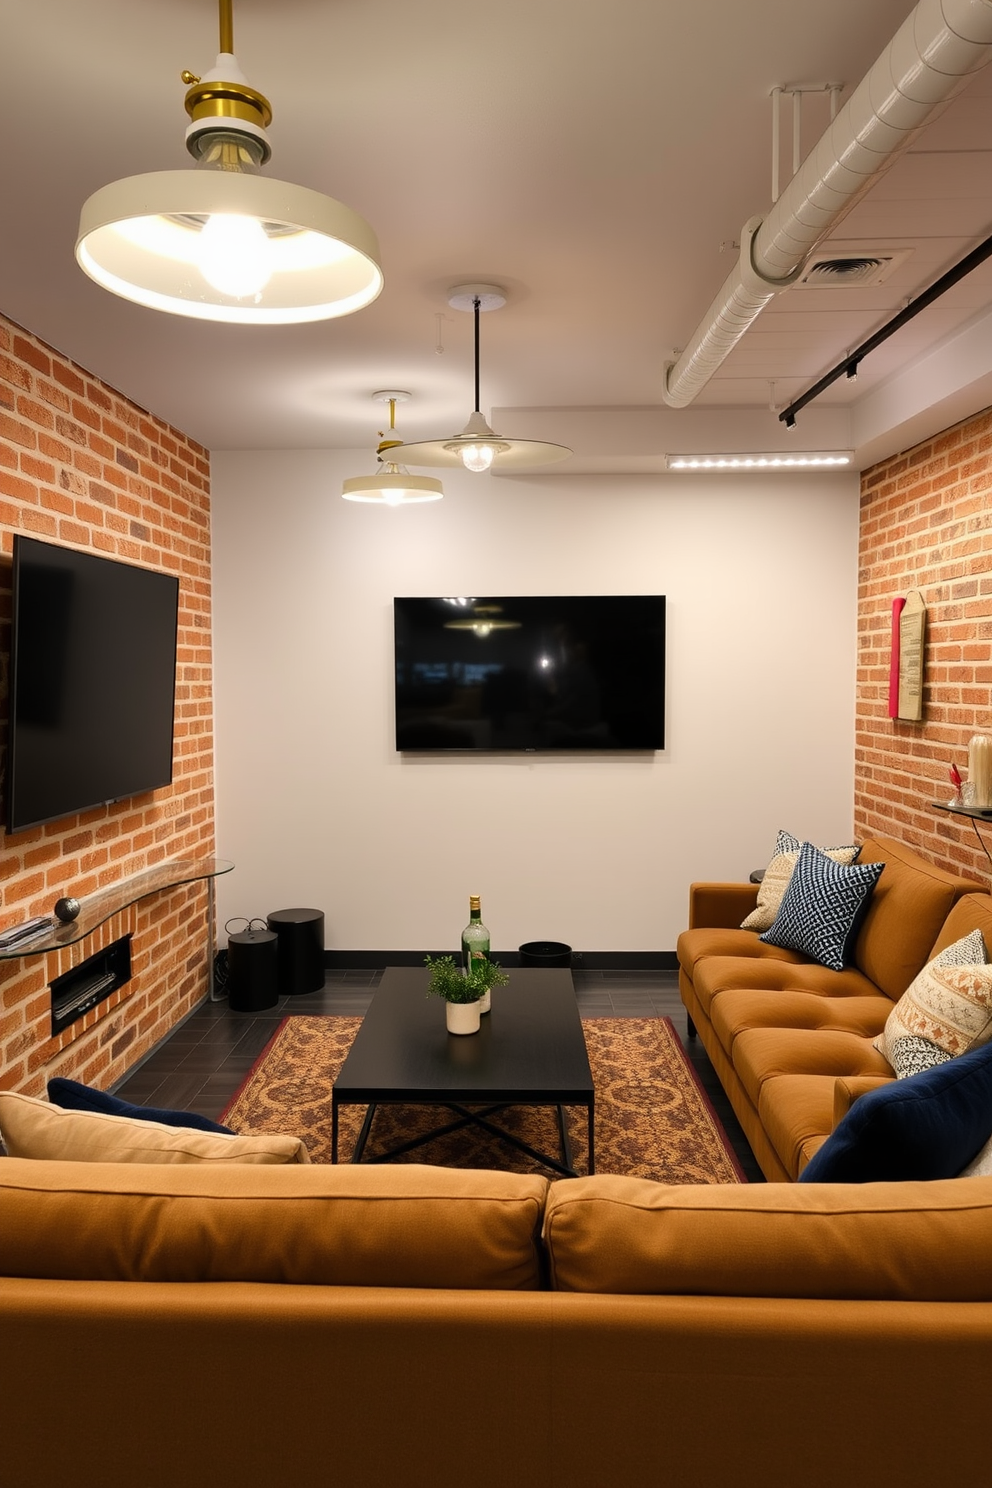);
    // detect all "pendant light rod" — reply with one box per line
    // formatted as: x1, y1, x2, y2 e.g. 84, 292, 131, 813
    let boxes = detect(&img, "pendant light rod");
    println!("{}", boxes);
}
392, 282, 571, 472
474, 296, 482, 414
219, 0, 234, 55
342, 391, 444, 505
